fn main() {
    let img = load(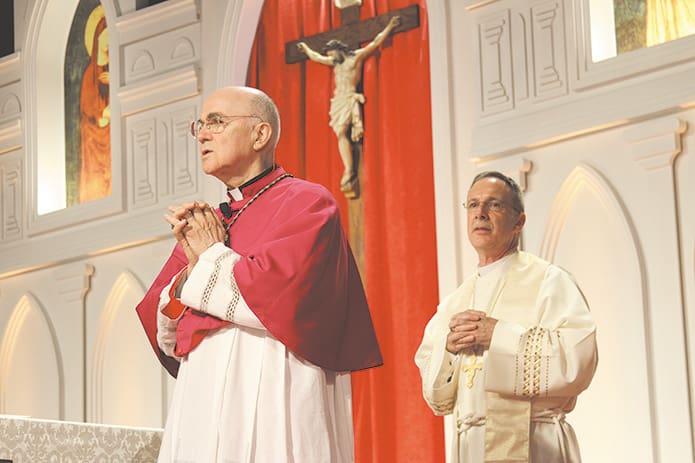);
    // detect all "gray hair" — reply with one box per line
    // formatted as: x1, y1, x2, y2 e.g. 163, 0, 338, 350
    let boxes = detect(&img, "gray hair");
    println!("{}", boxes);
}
247, 88, 281, 150
469, 171, 524, 213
